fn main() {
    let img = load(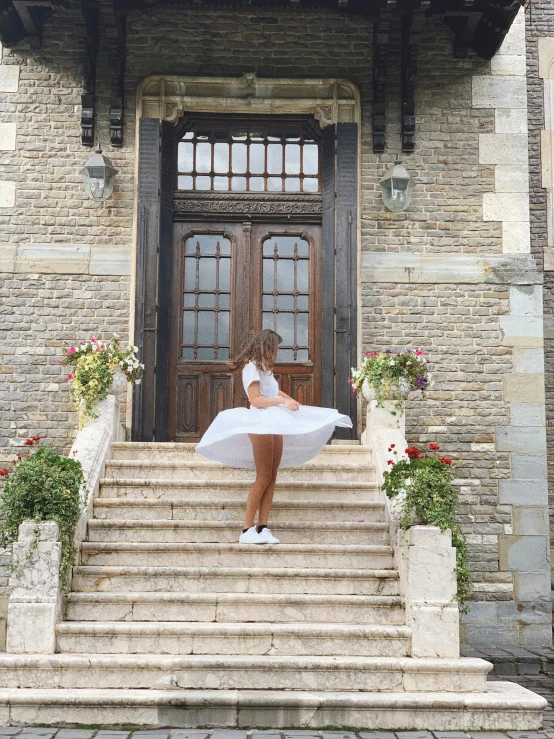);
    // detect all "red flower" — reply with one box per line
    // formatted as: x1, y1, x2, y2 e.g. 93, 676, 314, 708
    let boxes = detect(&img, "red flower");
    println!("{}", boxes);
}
387, 459, 394, 466
0, 469, 9, 477
24, 439, 33, 446
406, 447, 420, 460
429, 443, 440, 451
439, 456, 452, 465
389, 444, 395, 449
